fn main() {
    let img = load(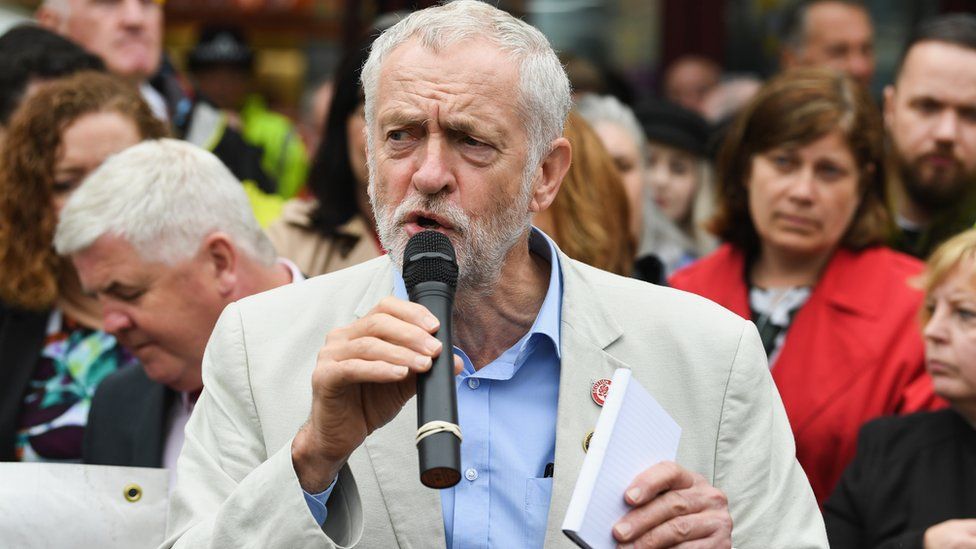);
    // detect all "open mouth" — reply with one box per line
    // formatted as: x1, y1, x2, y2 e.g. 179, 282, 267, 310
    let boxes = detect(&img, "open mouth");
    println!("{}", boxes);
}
405, 211, 455, 232
417, 216, 442, 229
